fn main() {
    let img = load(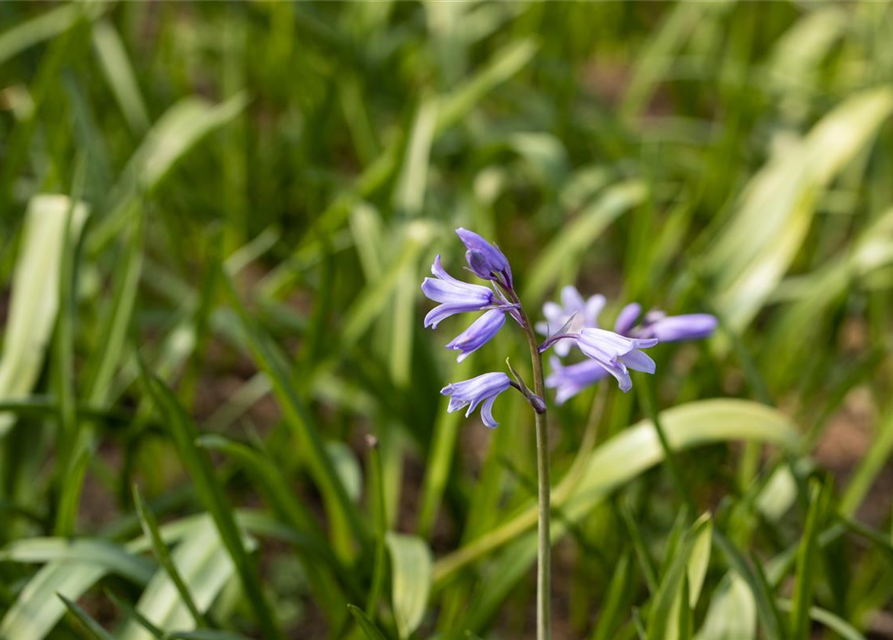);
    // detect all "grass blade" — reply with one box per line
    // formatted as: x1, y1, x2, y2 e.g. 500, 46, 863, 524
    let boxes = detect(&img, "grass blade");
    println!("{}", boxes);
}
133, 485, 206, 628
120, 518, 237, 640
435, 399, 798, 582
0, 195, 88, 438
143, 374, 283, 640
91, 20, 150, 135
386, 533, 433, 639
223, 276, 368, 551
790, 480, 831, 640
348, 604, 391, 640
58, 594, 116, 640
